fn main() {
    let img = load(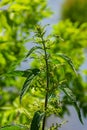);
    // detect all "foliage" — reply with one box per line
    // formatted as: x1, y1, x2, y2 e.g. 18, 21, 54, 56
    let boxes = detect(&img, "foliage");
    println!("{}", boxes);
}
0, 25, 83, 130
30, 111, 44, 130
0, 0, 51, 126
52, 19, 87, 117
0, 124, 28, 130
61, 0, 87, 24
0, 0, 51, 85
